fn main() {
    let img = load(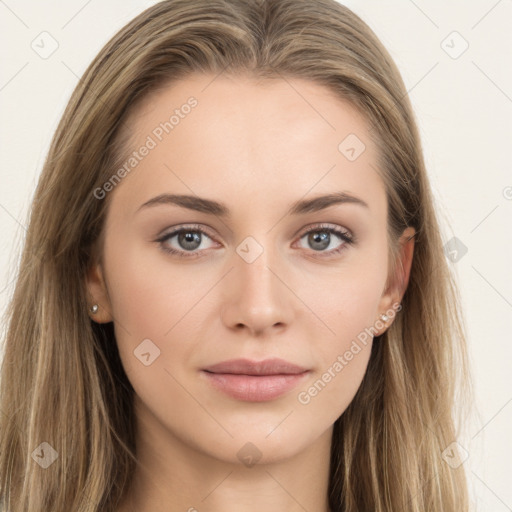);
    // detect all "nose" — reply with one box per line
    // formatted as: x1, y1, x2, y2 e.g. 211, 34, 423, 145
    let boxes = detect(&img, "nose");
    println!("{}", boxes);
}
220, 240, 295, 337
